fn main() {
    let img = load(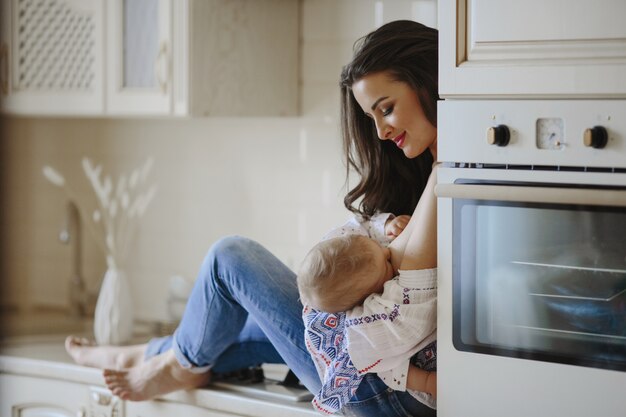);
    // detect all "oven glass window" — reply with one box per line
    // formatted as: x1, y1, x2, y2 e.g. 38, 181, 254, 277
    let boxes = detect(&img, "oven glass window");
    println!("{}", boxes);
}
453, 198, 626, 371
